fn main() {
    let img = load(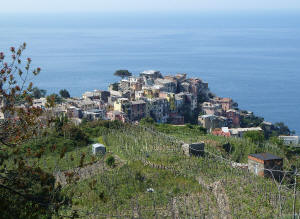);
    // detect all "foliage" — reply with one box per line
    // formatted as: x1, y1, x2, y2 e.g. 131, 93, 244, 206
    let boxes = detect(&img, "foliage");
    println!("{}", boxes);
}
240, 113, 264, 128
68, 122, 298, 218
0, 44, 67, 218
111, 82, 119, 91
59, 89, 70, 98
113, 69, 132, 79
46, 93, 62, 104
261, 122, 293, 139
140, 117, 155, 125
273, 122, 292, 136
0, 167, 67, 219
98, 136, 104, 144
149, 123, 207, 137
106, 156, 115, 167
243, 131, 265, 144
31, 87, 47, 99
